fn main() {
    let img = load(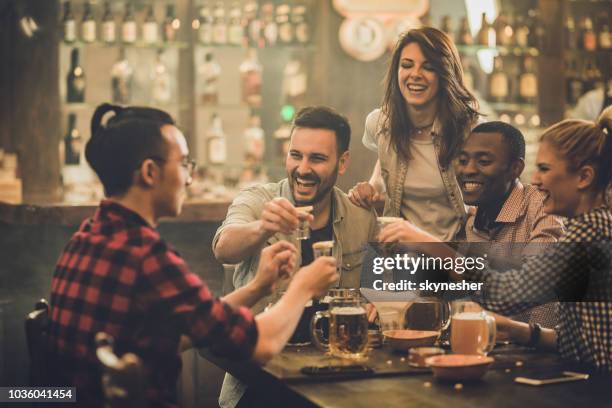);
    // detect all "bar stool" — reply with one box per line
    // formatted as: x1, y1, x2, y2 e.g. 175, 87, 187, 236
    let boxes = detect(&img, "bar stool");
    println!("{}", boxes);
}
95, 332, 145, 408
24, 298, 49, 385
